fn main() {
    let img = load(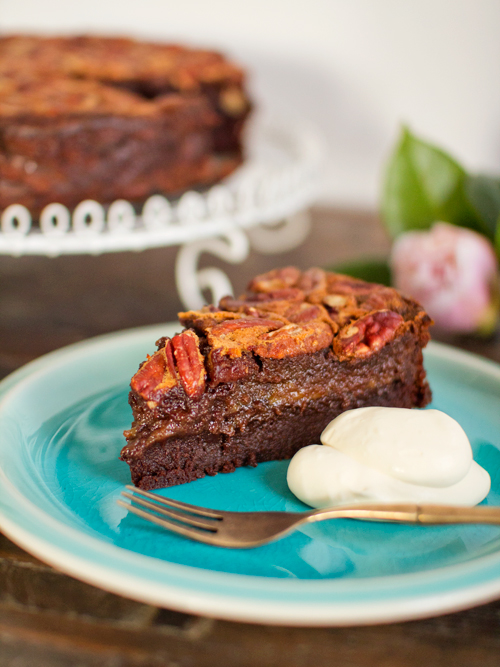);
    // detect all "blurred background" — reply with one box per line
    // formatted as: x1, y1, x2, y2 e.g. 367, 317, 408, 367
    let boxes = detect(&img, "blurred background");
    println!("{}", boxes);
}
3, 0, 500, 208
